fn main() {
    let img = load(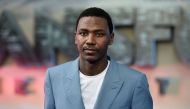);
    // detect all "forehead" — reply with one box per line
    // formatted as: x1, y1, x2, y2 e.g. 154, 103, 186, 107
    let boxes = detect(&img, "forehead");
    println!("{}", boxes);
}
77, 16, 109, 31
